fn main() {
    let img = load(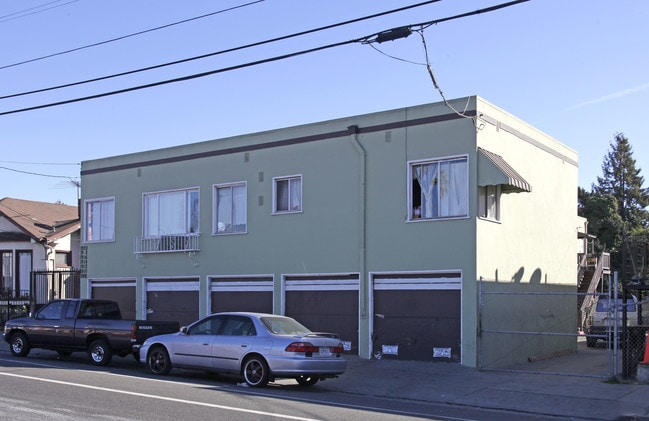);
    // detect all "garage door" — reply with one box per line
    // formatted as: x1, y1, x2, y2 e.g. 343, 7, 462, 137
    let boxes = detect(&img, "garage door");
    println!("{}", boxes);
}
146, 278, 199, 327
210, 276, 273, 314
90, 279, 136, 320
284, 274, 359, 354
372, 271, 461, 362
